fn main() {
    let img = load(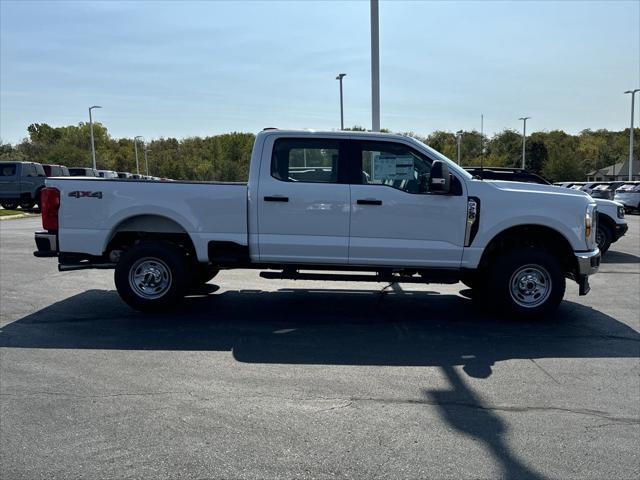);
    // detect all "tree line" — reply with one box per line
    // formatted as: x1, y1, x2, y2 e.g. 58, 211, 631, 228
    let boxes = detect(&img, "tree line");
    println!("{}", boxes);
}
1, 122, 637, 182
